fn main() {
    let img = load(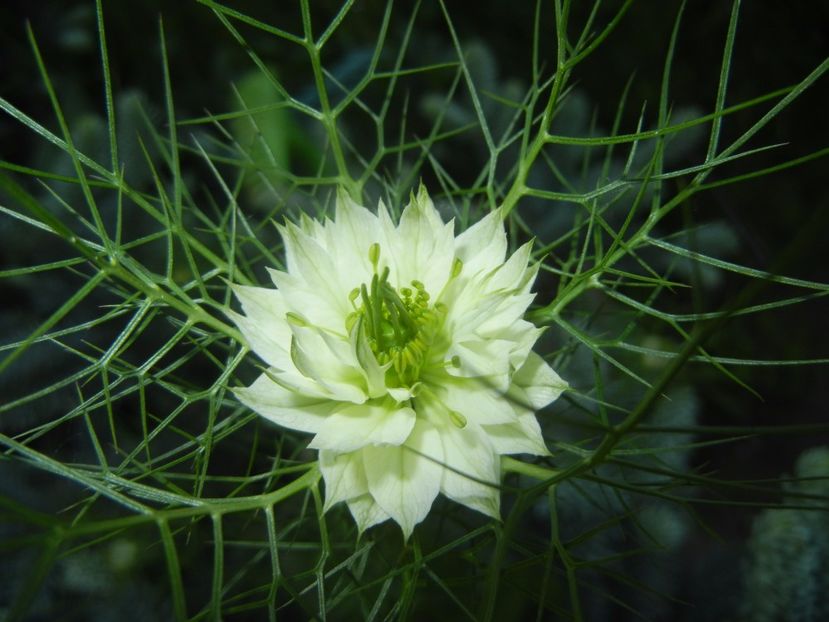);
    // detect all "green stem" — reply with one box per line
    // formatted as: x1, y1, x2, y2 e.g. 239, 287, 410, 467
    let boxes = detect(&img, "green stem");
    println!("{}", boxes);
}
501, 456, 559, 482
